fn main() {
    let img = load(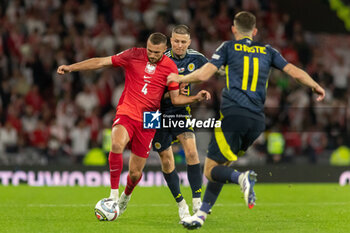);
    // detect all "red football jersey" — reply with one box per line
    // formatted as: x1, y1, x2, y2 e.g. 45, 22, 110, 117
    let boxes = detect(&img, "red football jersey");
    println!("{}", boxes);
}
111, 48, 179, 122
